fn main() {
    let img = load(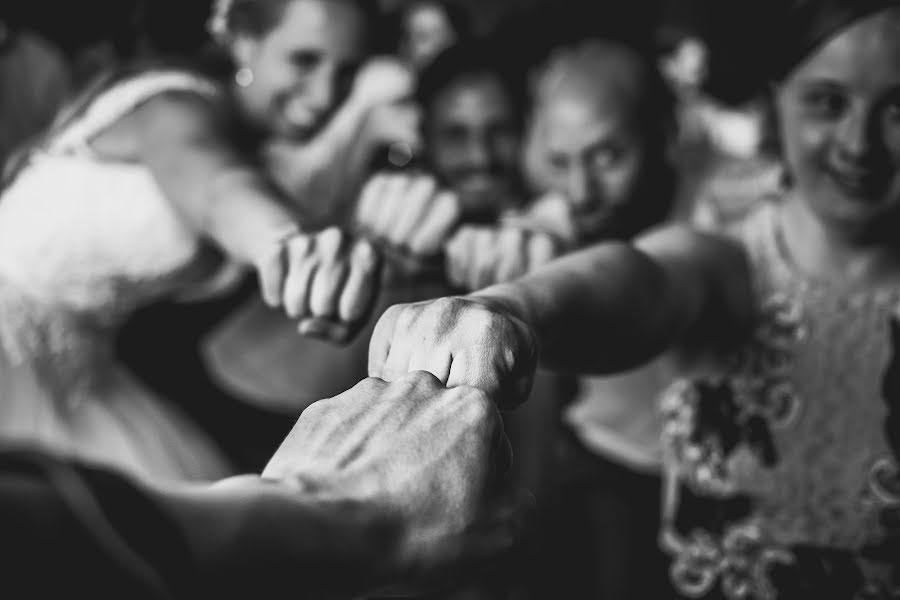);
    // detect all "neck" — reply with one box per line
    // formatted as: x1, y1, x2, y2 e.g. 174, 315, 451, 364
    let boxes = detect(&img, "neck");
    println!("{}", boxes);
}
778, 192, 900, 291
